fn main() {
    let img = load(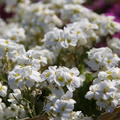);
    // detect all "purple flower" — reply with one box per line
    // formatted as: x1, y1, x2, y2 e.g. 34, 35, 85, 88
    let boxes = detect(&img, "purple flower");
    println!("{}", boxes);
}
105, 4, 120, 38
113, 32, 120, 38
106, 4, 120, 23
85, 0, 105, 11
